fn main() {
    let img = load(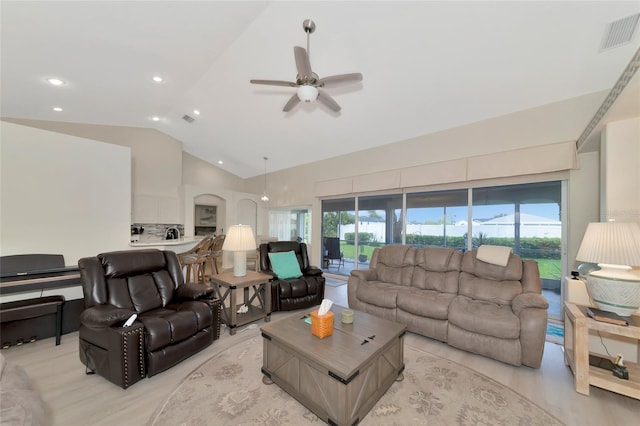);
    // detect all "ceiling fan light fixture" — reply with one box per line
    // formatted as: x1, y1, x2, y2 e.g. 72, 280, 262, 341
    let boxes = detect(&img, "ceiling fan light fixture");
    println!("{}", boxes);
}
297, 85, 318, 103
